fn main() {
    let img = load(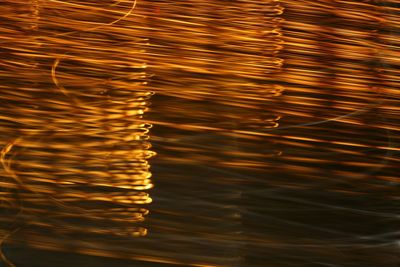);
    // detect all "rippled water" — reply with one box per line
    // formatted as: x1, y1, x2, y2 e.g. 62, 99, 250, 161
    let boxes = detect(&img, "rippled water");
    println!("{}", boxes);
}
1, 1, 399, 266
